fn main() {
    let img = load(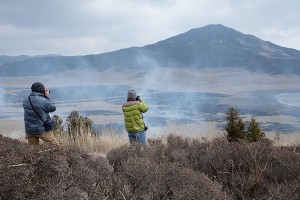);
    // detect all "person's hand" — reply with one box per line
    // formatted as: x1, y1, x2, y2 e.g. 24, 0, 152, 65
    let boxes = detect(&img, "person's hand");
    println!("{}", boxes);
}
136, 96, 141, 101
45, 89, 50, 97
